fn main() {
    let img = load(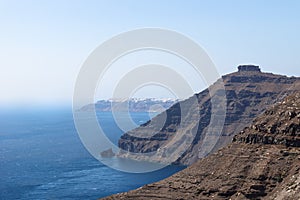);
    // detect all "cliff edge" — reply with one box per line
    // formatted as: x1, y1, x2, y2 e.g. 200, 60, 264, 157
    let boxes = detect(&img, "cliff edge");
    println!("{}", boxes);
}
103, 92, 300, 200
118, 66, 300, 165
